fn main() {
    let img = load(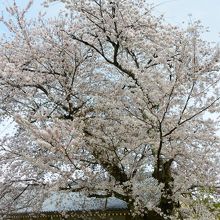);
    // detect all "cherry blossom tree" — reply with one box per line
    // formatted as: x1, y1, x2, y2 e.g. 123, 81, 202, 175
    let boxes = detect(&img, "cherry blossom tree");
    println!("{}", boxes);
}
0, 0, 219, 219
